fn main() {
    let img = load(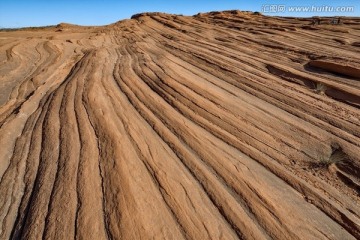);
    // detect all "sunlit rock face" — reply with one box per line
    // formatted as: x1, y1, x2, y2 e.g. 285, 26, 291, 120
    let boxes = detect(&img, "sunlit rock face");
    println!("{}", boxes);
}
0, 11, 359, 240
